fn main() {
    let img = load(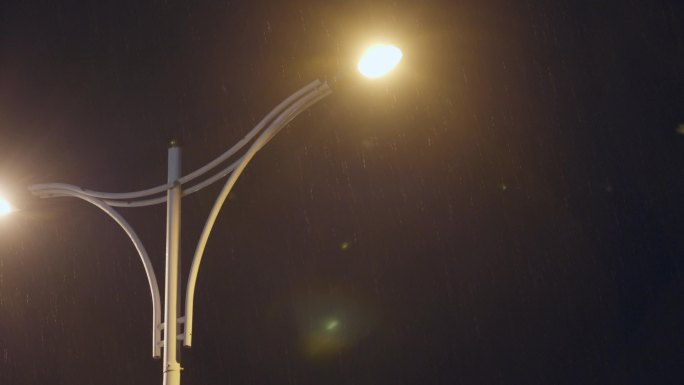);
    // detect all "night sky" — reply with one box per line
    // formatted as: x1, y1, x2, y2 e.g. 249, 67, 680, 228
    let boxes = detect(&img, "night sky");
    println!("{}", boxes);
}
1, 1, 683, 384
